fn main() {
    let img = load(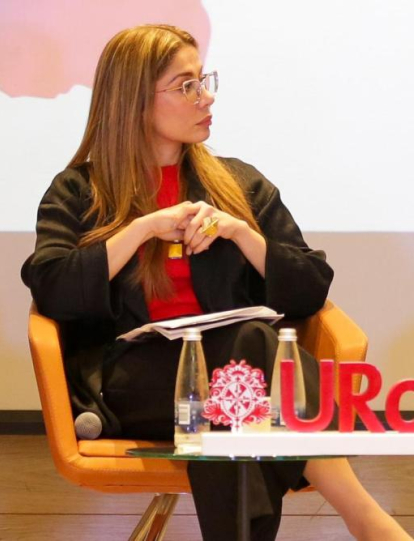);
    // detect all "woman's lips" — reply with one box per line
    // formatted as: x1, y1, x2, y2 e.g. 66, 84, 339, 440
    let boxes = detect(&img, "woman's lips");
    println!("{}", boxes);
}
197, 115, 212, 127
